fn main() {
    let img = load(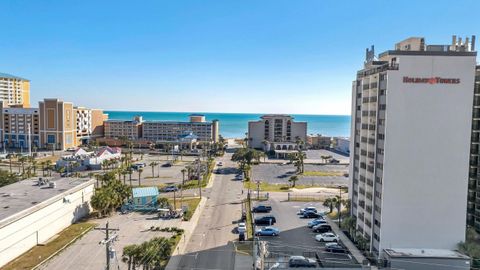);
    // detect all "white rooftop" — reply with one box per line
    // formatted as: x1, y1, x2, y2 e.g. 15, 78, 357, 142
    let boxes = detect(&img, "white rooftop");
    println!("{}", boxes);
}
384, 248, 470, 259
0, 177, 95, 227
